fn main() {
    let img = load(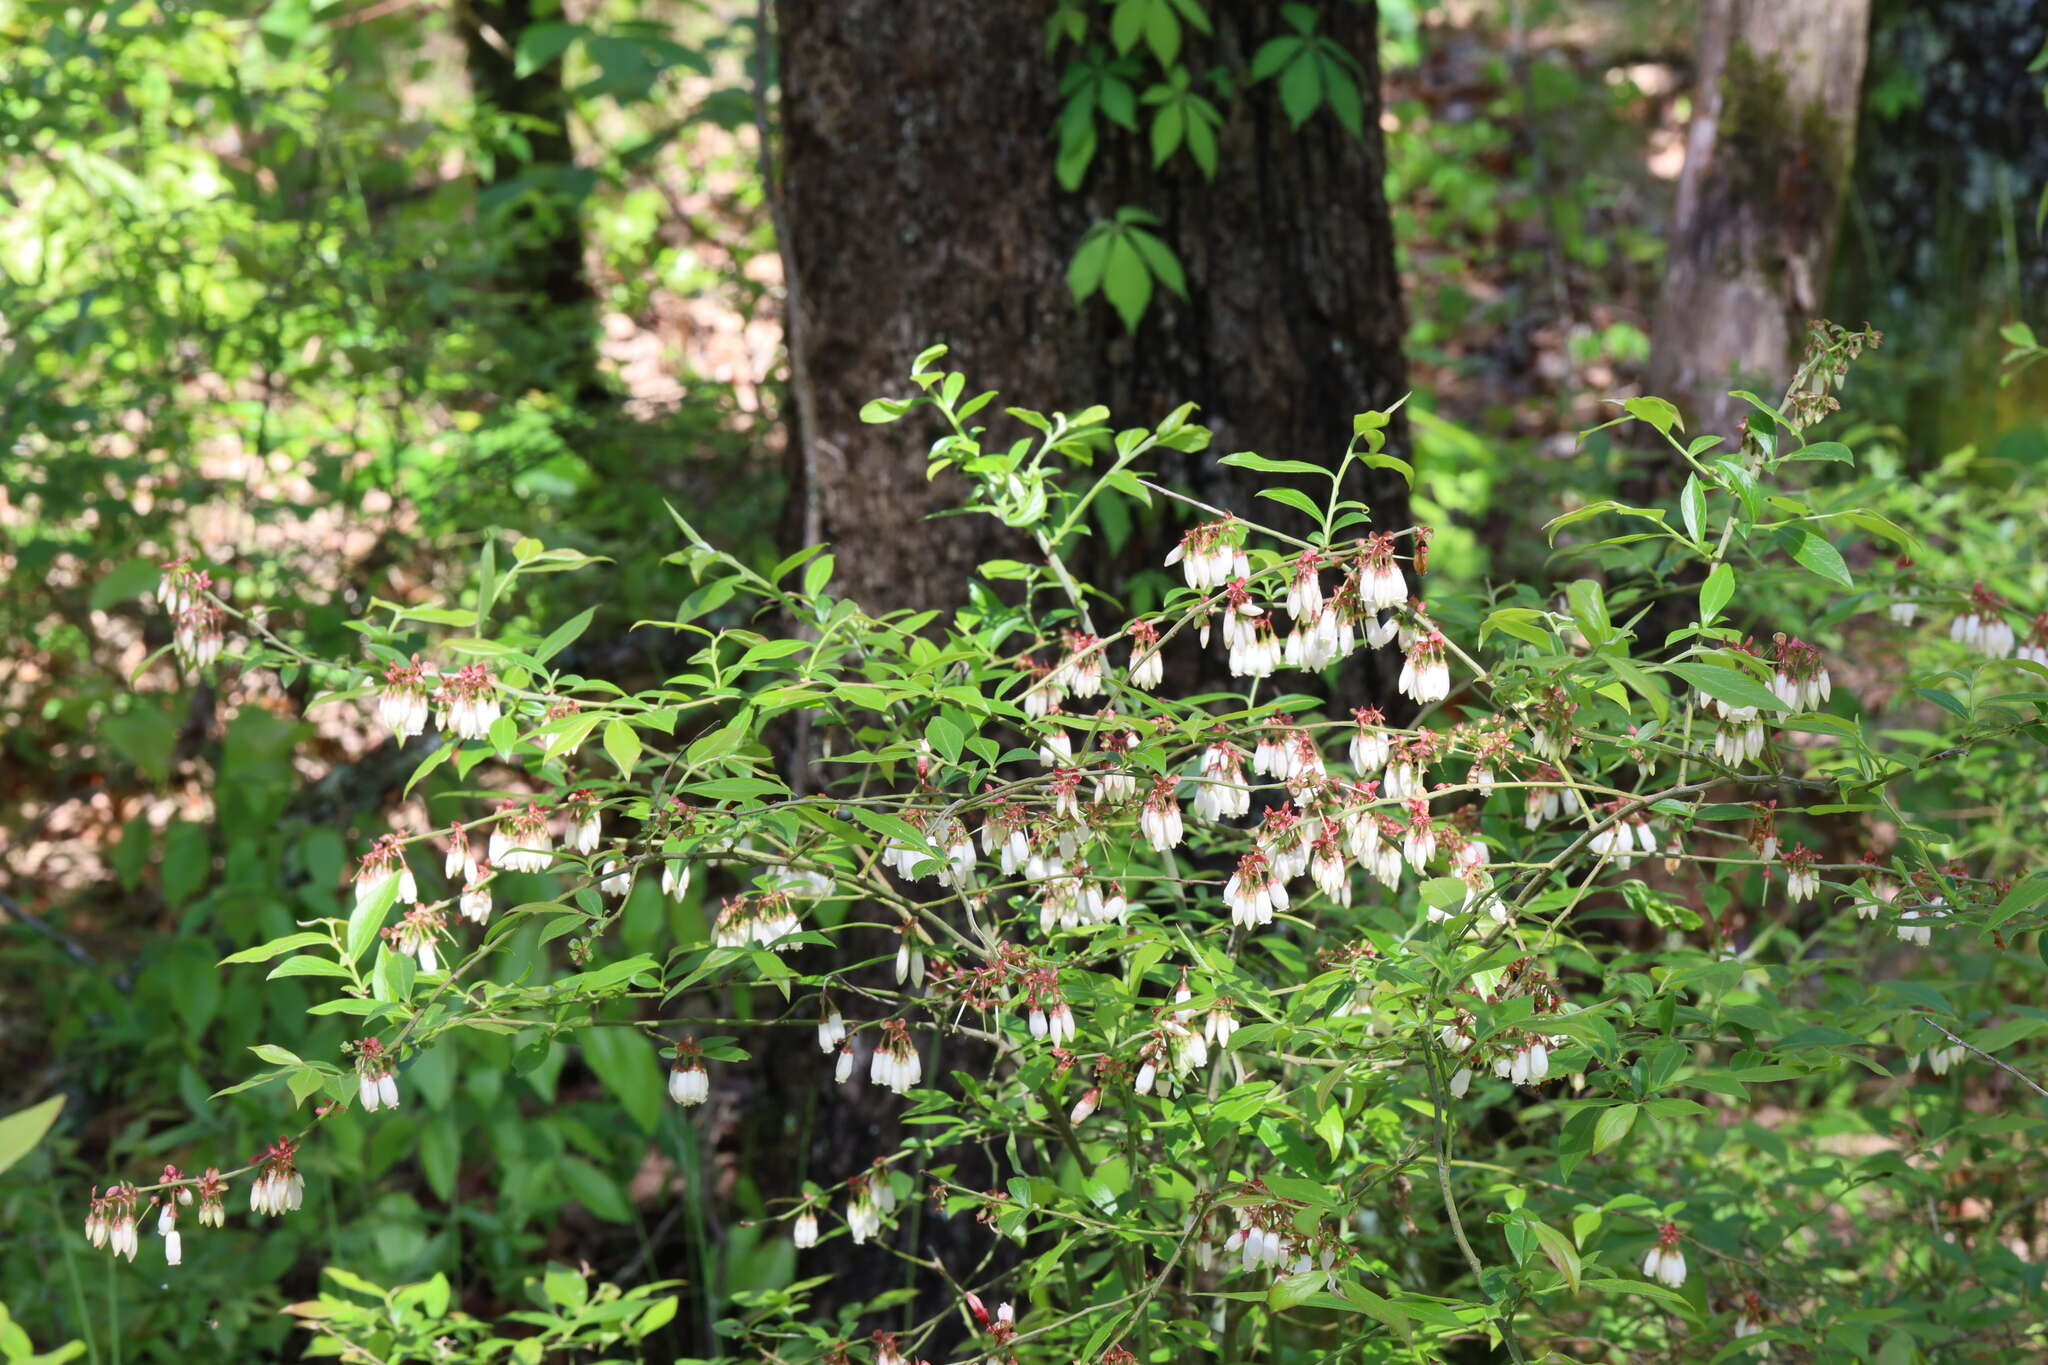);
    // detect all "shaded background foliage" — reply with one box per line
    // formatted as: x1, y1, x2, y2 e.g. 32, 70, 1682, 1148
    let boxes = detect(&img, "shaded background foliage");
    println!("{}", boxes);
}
1, 0, 2044, 1361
